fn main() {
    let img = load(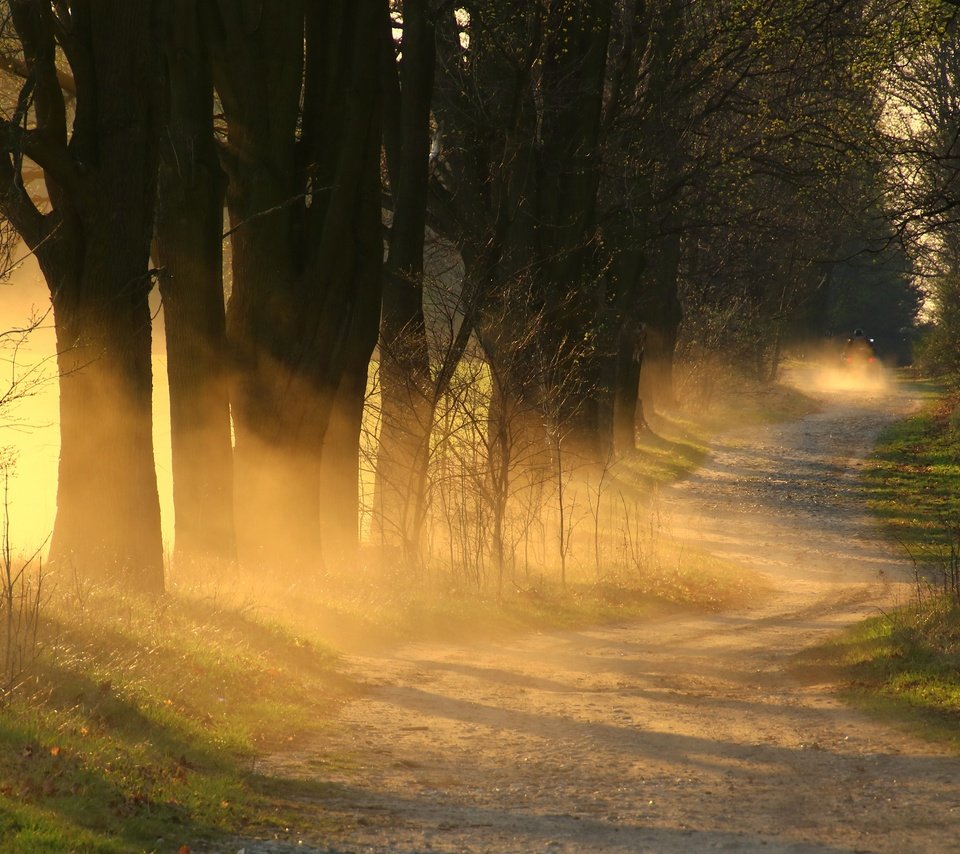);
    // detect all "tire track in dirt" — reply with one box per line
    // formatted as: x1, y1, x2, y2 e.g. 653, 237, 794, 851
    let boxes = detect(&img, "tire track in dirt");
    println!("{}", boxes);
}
230, 373, 960, 854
